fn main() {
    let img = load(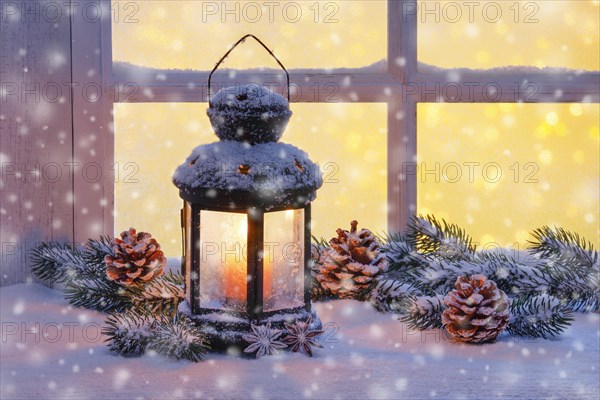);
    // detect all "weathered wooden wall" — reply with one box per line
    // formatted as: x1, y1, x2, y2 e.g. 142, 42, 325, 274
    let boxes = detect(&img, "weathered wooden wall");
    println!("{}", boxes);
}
1, 0, 73, 286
